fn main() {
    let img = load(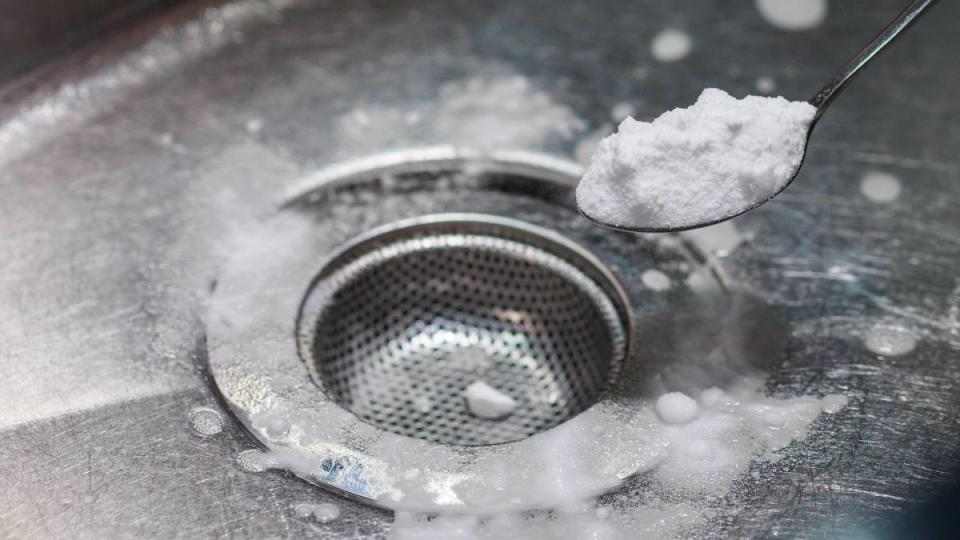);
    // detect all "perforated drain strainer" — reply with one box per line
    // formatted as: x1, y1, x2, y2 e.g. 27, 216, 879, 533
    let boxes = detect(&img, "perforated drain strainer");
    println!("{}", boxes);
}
298, 217, 629, 445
